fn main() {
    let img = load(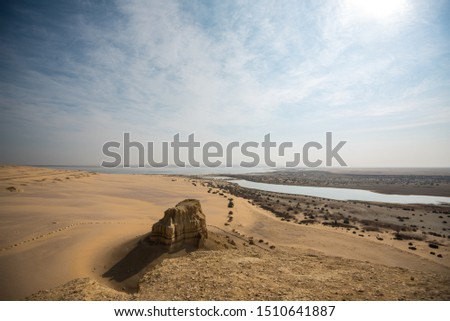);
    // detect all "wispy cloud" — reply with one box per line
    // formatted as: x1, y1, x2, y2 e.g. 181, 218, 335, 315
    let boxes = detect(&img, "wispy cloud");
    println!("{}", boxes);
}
0, 0, 449, 166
